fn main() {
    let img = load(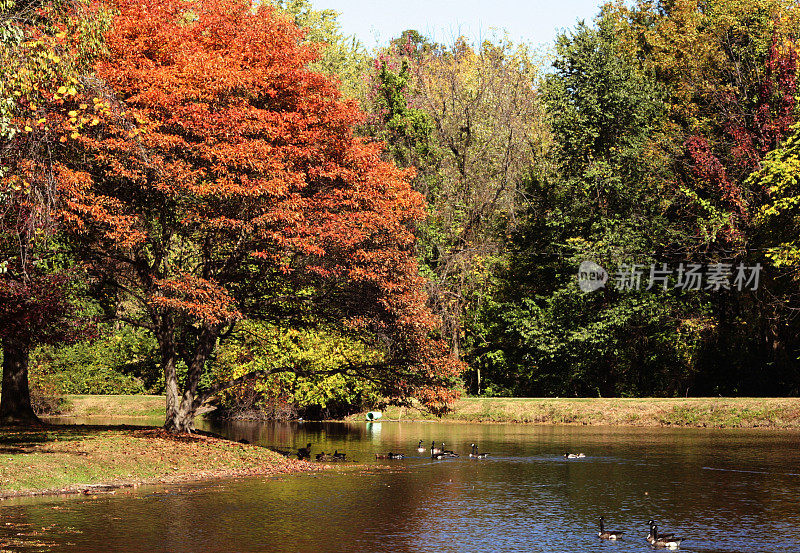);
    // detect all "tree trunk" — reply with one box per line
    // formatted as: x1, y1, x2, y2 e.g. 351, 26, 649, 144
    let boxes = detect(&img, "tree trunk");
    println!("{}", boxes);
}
161, 326, 217, 433
160, 335, 194, 433
0, 339, 40, 425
